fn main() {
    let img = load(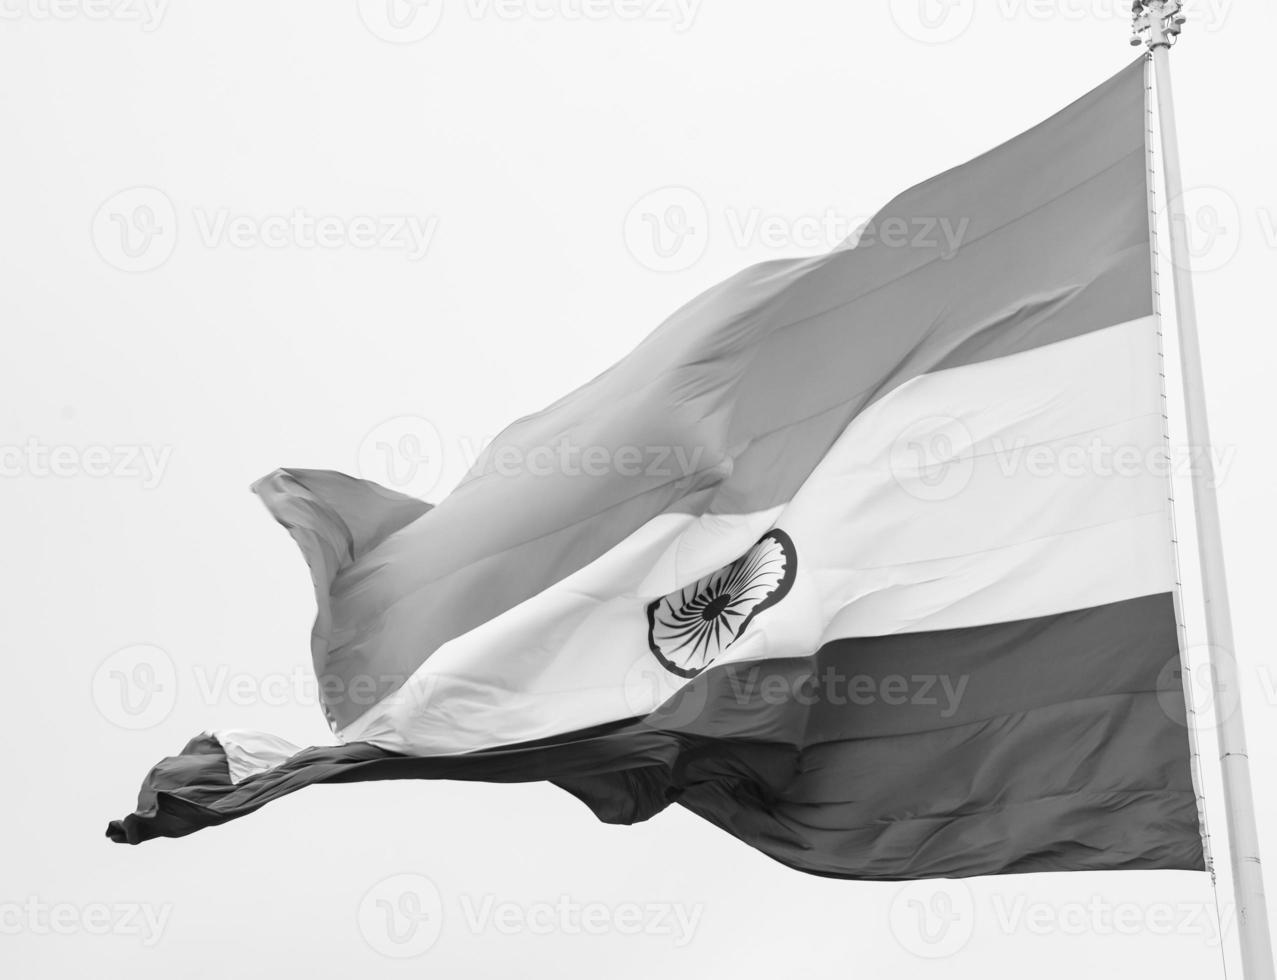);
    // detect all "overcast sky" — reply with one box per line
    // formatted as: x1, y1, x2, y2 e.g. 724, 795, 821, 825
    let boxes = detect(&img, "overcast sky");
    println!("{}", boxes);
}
3, 1, 1275, 977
